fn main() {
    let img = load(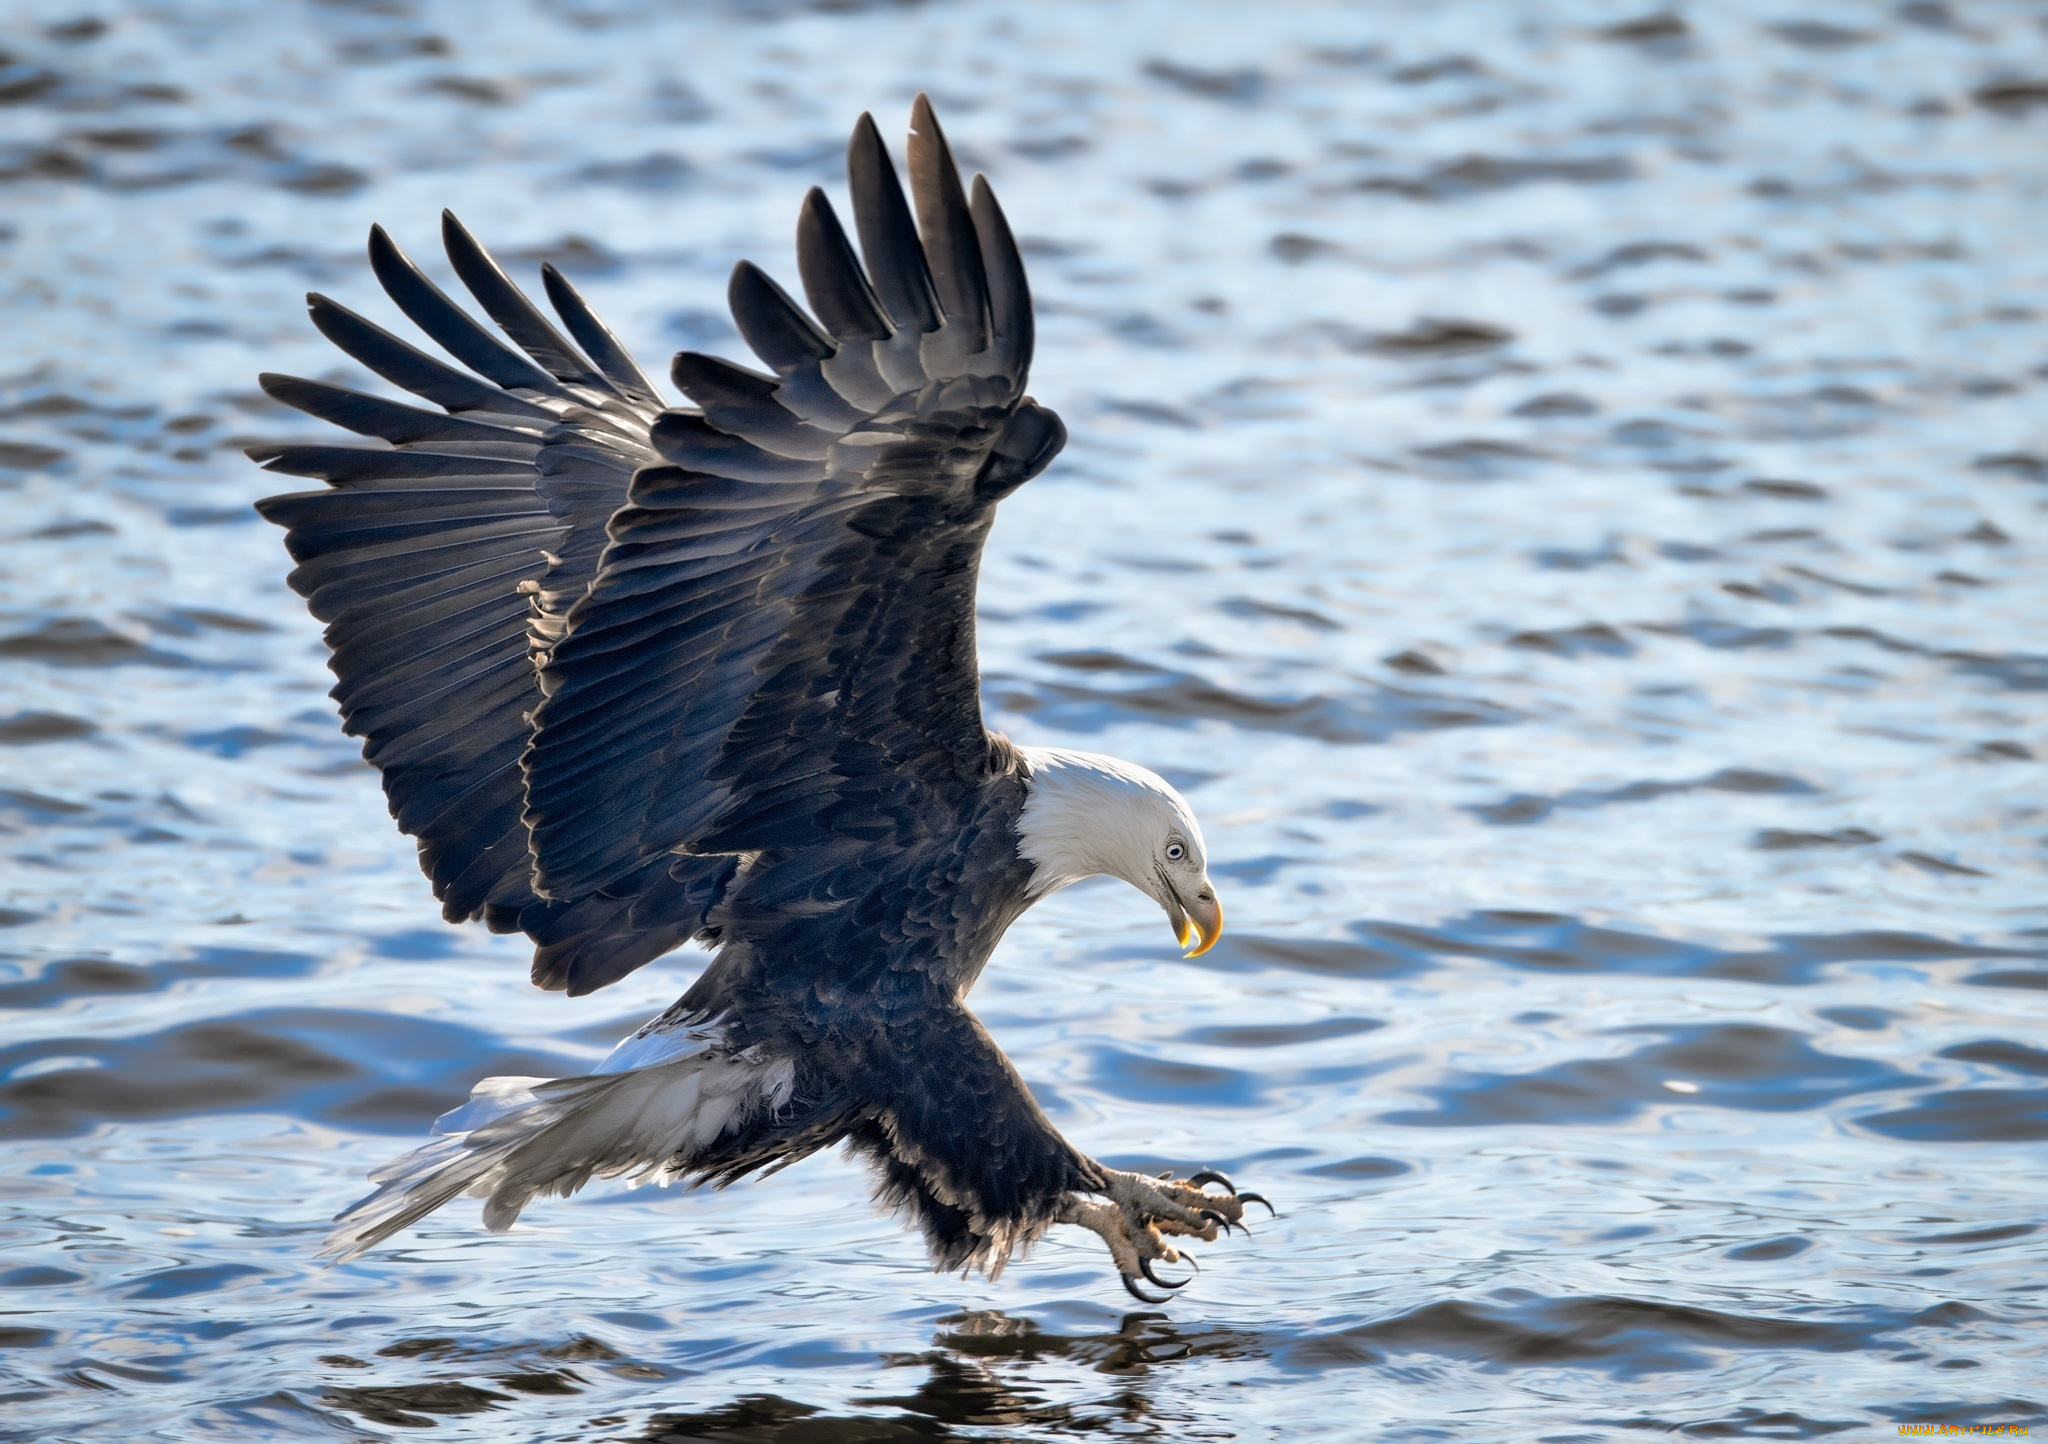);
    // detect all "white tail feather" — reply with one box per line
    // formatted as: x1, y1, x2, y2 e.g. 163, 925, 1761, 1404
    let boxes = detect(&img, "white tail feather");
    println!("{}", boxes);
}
321, 1029, 793, 1261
